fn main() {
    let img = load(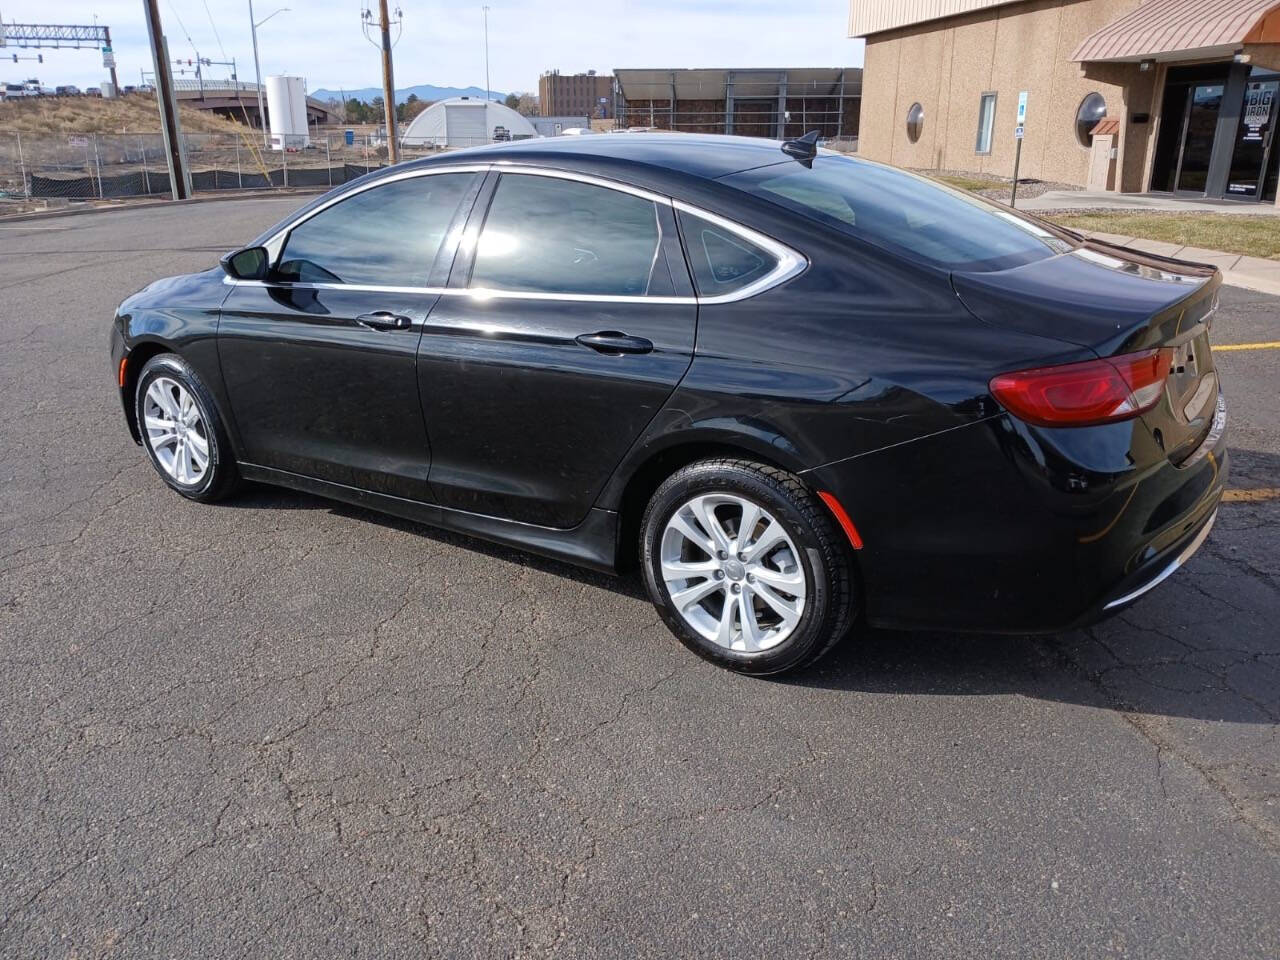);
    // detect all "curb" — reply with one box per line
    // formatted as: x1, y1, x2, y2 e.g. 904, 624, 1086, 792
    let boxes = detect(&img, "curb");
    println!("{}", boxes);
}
0, 188, 326, 225
1221, 270, 1280, 297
